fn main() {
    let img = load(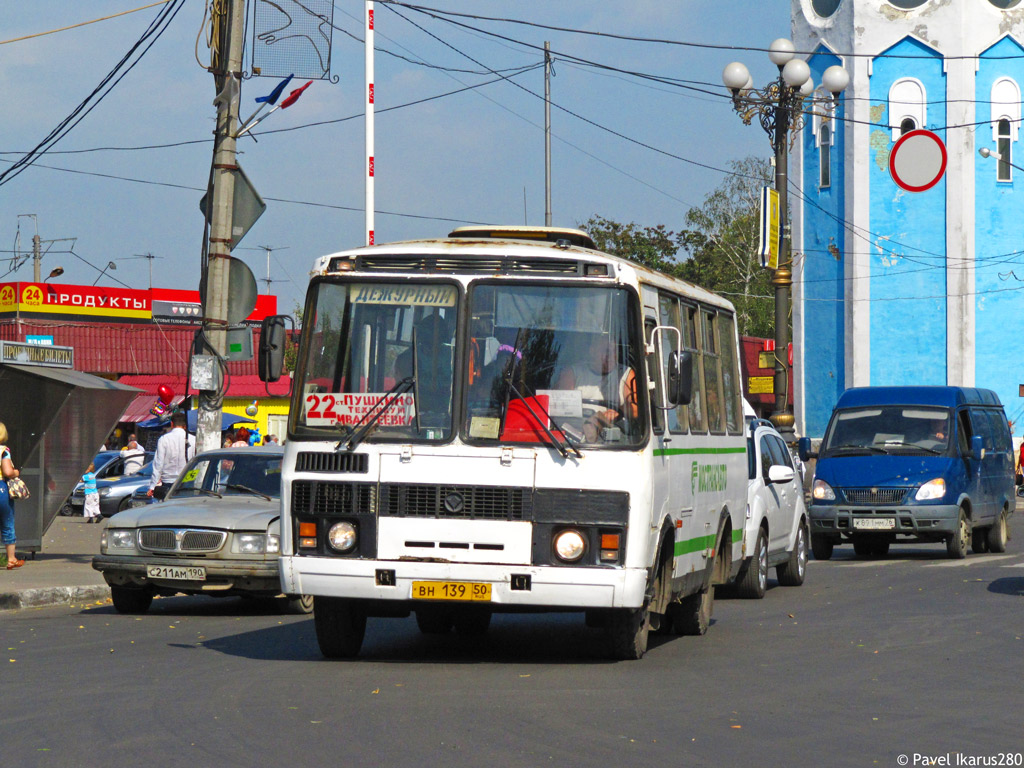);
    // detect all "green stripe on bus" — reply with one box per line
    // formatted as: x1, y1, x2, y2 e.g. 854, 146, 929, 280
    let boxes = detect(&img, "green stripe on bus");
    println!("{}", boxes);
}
673, 528, 743, 557
653, 447, 747, 457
